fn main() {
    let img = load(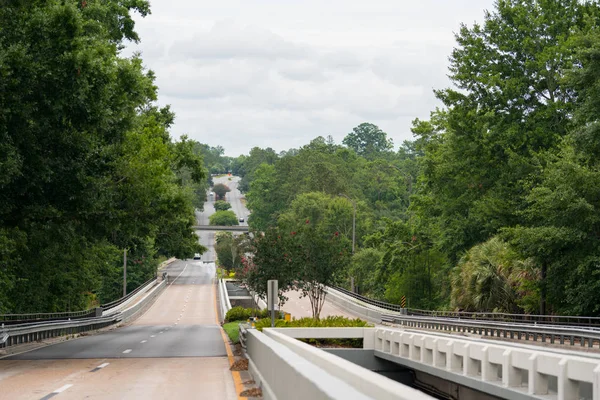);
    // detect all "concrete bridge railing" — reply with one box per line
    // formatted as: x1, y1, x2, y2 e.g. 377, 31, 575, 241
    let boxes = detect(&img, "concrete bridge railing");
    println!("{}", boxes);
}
246, 327, 434, 400
374, 327, 600, 400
